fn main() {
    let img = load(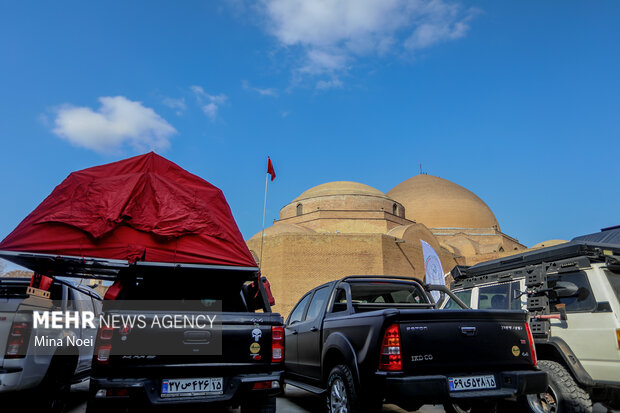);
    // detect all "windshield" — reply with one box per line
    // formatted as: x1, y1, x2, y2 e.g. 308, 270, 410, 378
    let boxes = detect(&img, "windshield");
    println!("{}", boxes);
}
113, 274, 248, 312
